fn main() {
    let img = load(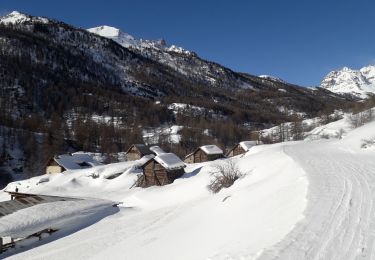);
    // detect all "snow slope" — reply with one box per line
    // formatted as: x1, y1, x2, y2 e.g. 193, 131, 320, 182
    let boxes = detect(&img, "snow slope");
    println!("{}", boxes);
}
1, 144, 307, 259
2, 118, 375, 259
321, 66, 375, 98
261, 121, 375, 259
